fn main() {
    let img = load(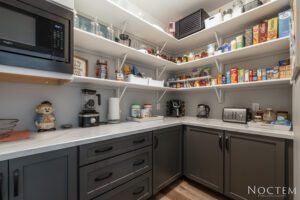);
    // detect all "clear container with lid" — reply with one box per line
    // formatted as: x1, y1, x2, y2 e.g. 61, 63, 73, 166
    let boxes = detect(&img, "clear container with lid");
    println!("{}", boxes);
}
131, 104, 141, 118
